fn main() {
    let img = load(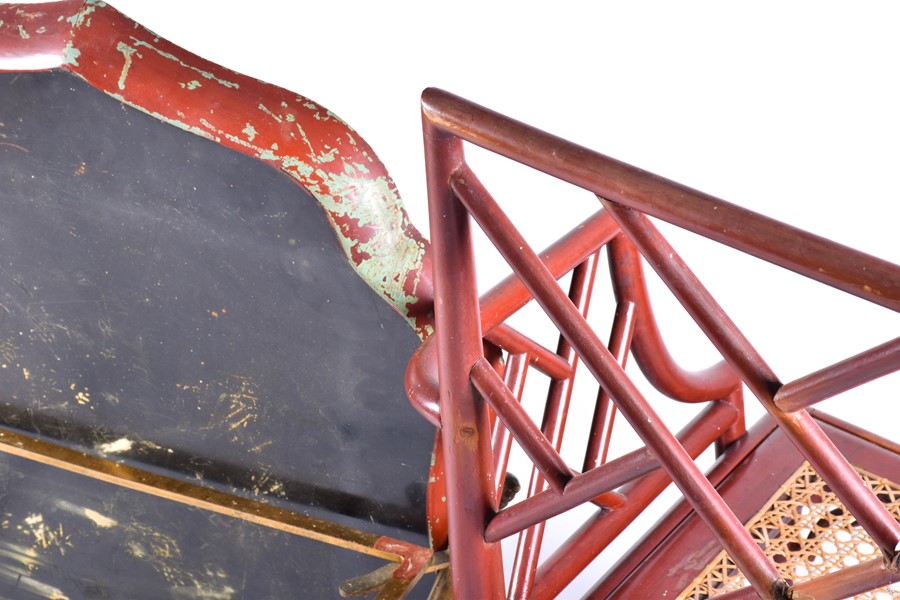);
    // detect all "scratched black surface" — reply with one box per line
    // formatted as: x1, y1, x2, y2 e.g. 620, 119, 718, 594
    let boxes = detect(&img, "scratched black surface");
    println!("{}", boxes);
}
0, 70, 433, 598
